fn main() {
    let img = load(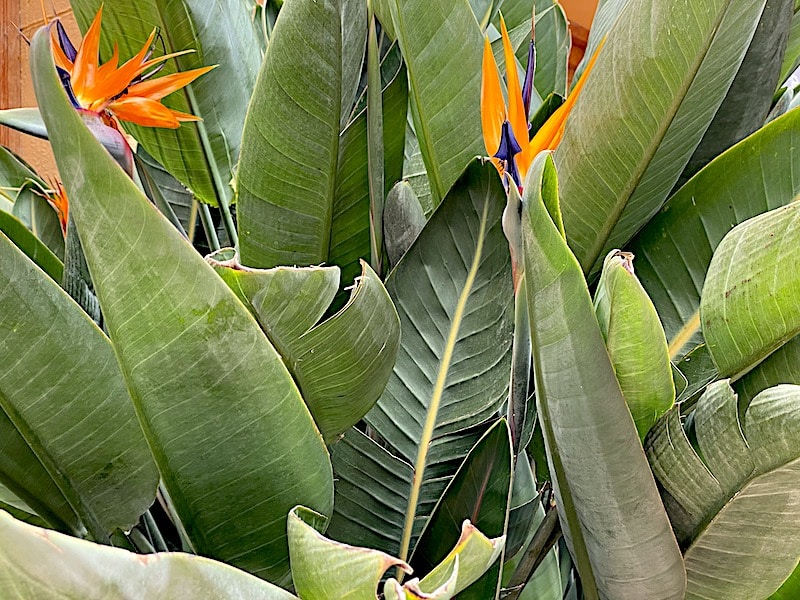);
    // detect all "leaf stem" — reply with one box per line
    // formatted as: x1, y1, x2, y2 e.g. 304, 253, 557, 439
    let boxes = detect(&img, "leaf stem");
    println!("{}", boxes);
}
198, 202, 221, 251
397, 198, 491, 572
